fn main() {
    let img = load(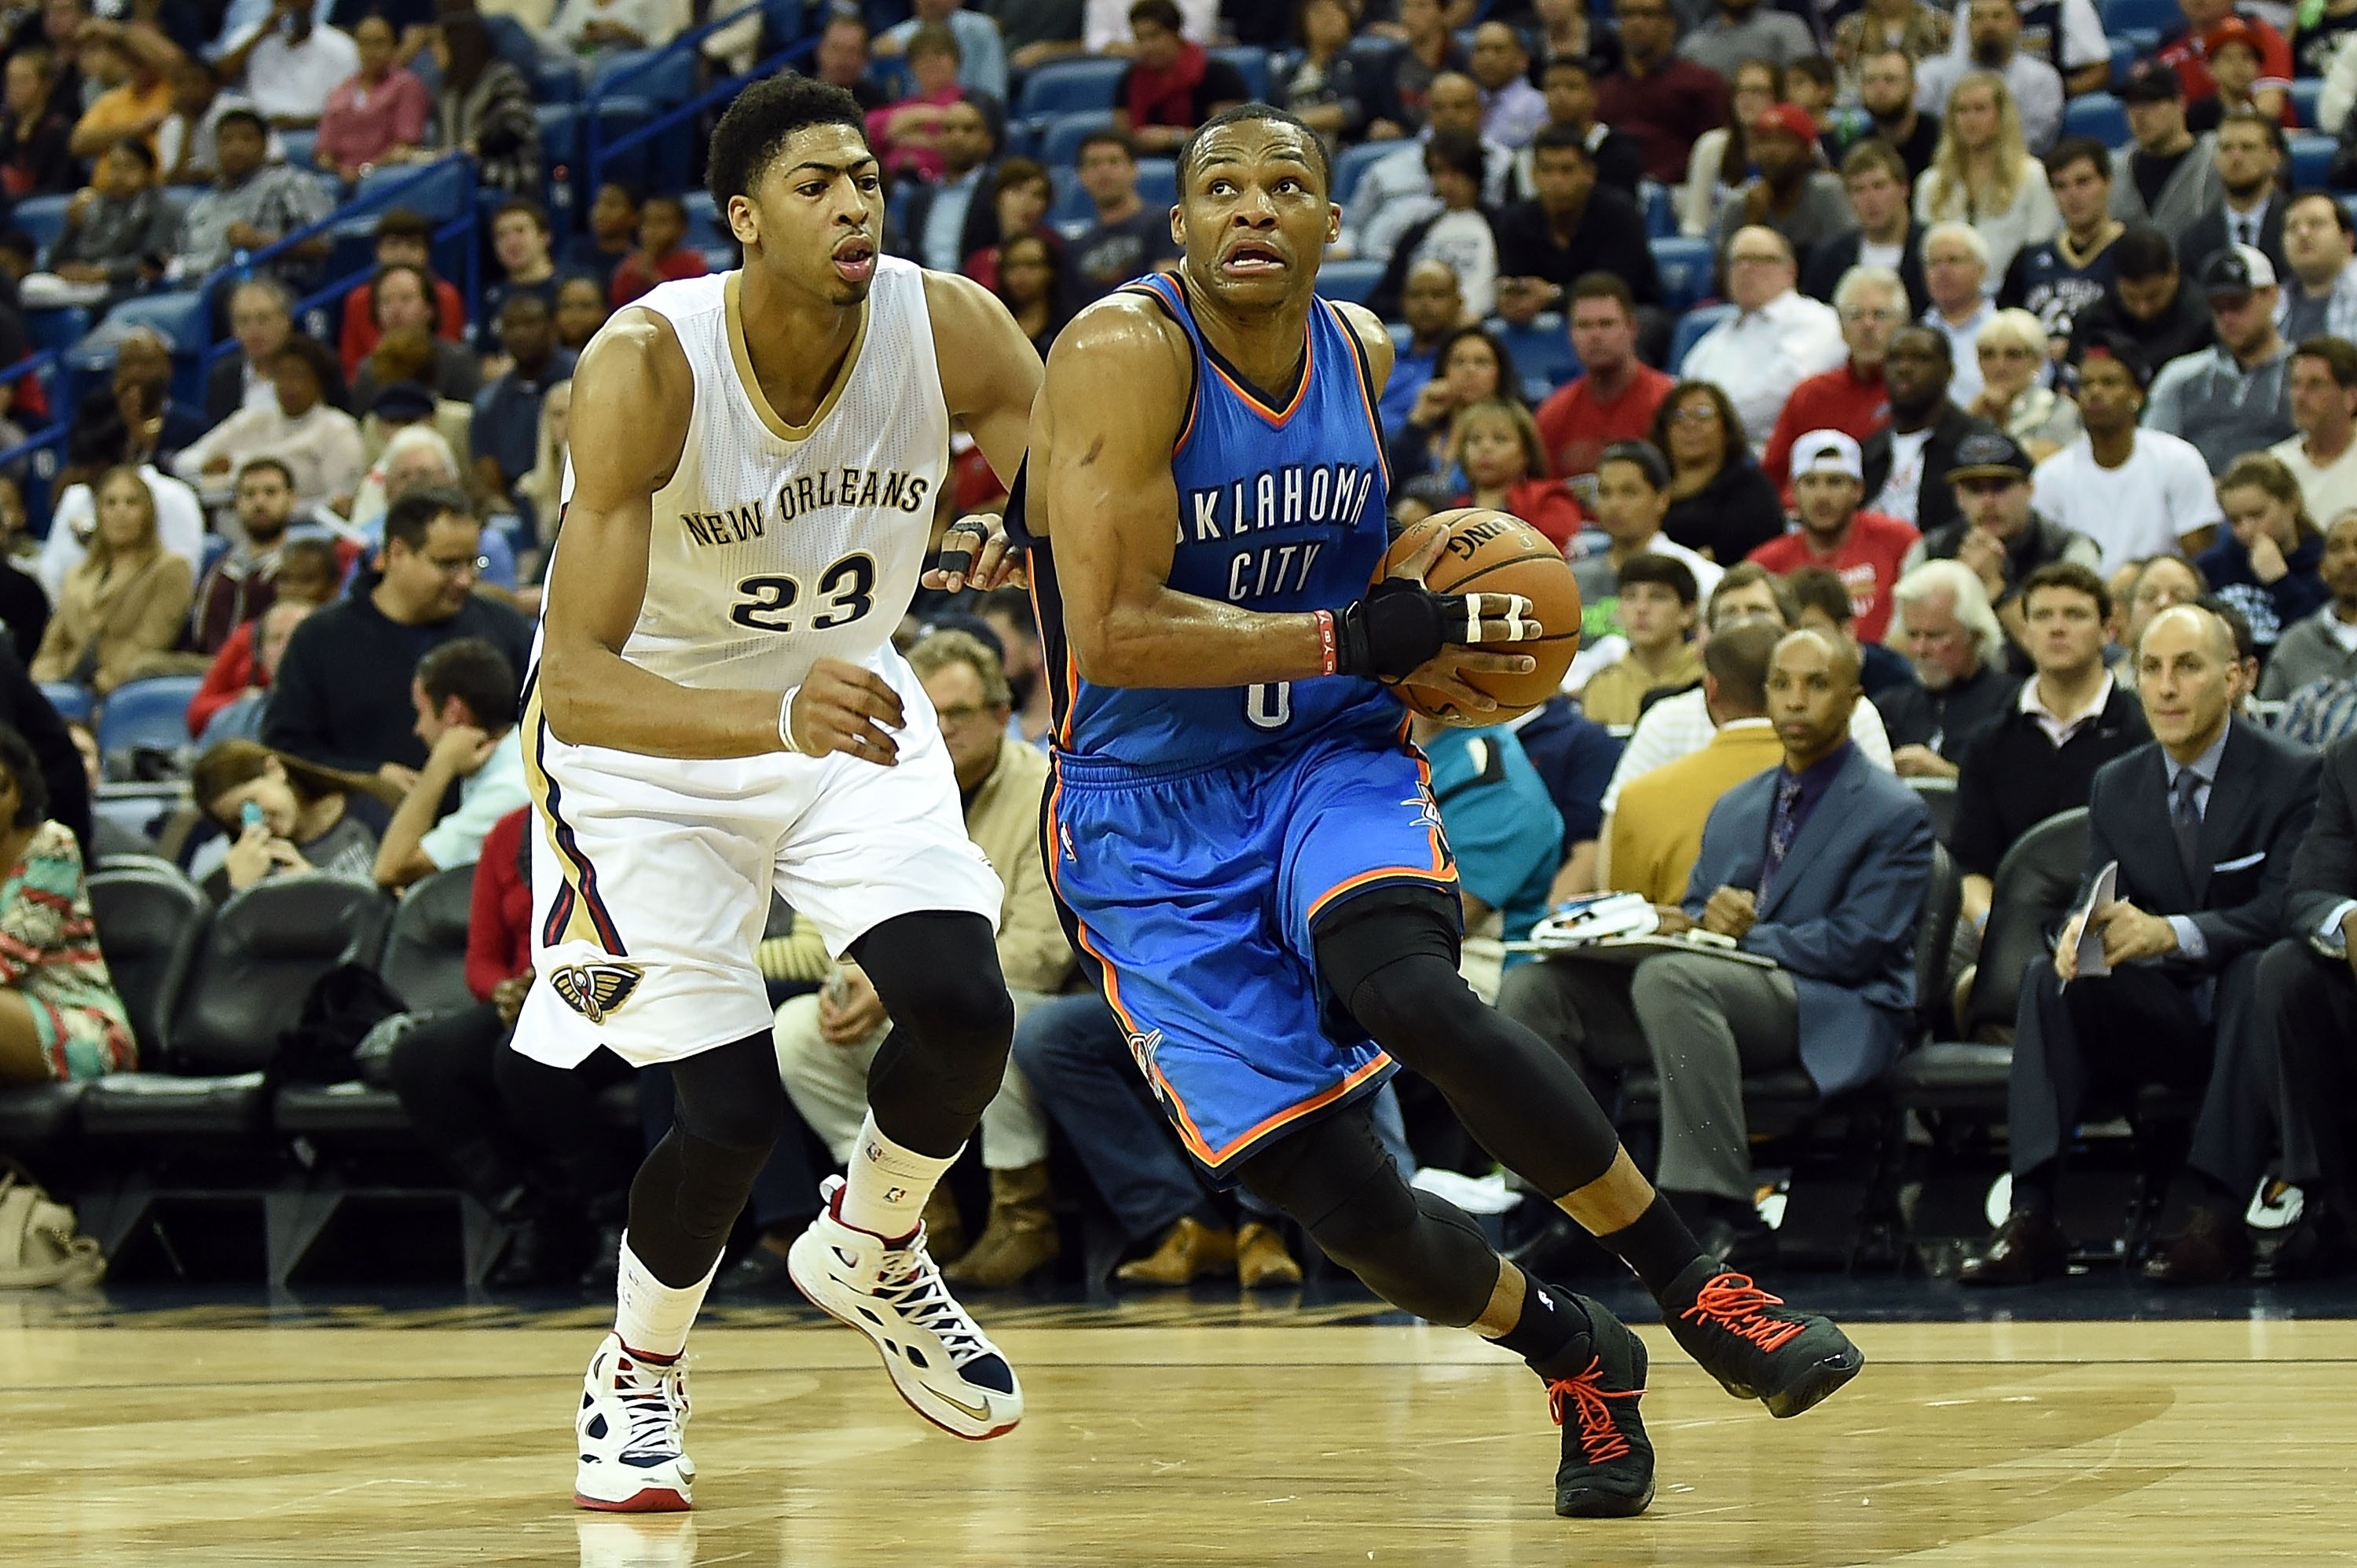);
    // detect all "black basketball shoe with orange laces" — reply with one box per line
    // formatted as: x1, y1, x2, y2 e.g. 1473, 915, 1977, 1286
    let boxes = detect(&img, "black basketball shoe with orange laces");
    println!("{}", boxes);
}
1662, 1260, 1864, 1419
